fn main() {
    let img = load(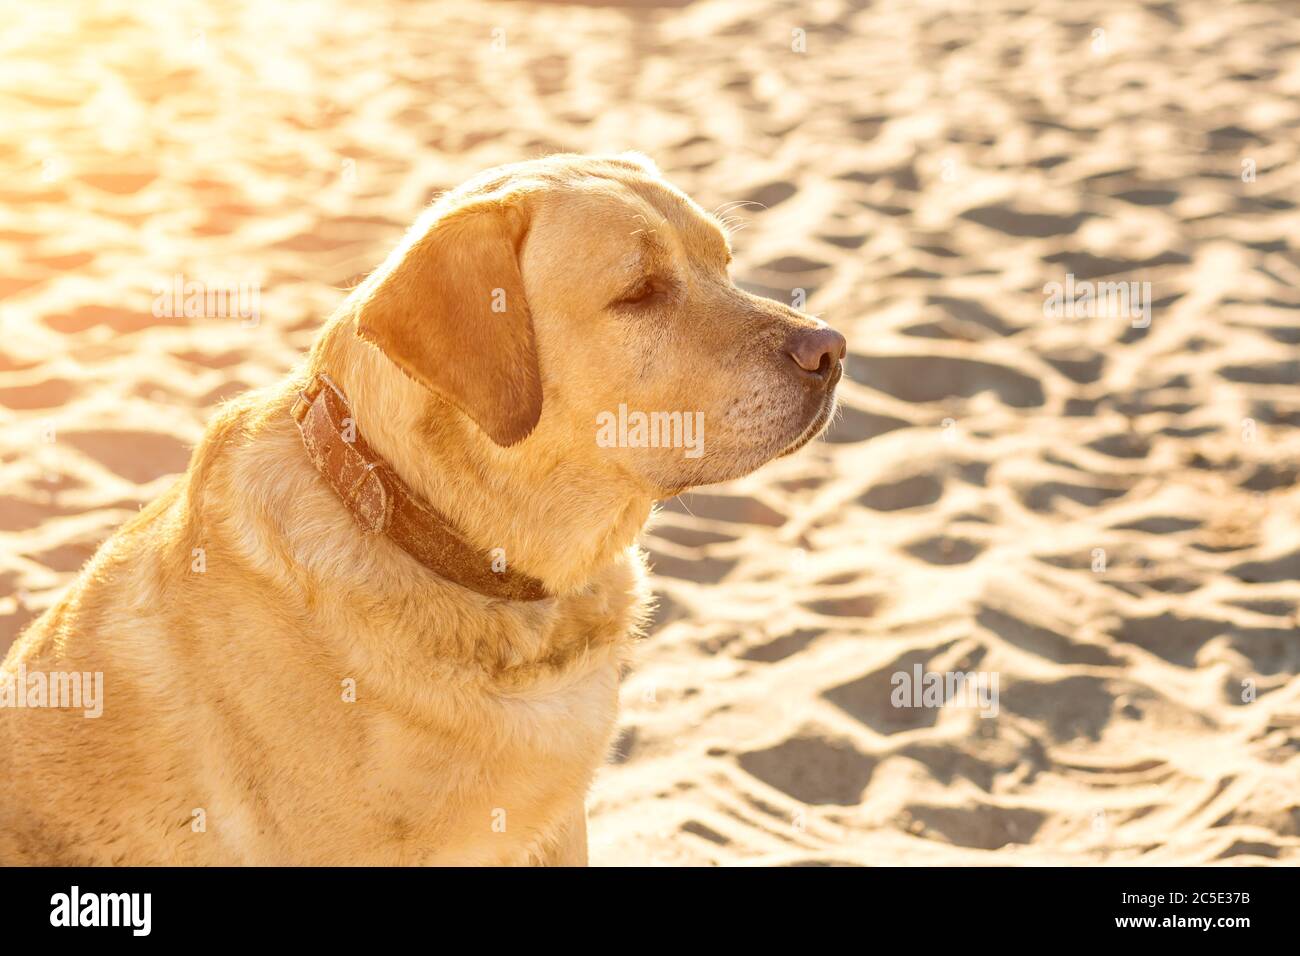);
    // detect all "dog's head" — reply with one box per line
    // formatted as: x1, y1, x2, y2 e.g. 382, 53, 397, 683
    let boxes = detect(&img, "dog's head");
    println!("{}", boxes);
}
355, 153, 844, 496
